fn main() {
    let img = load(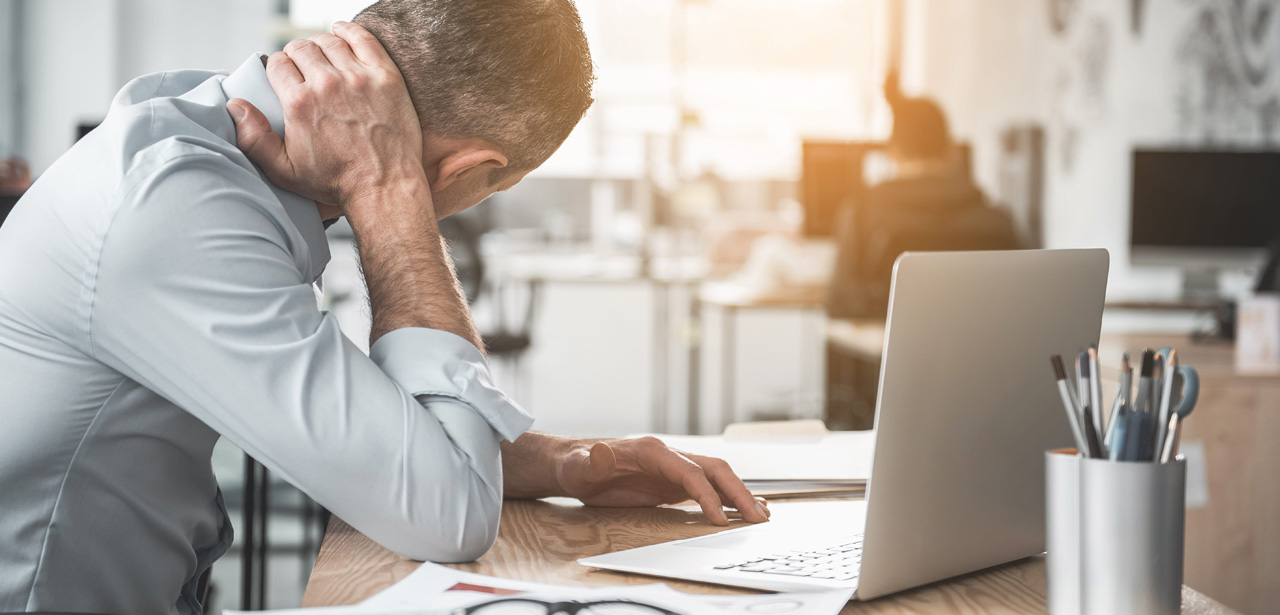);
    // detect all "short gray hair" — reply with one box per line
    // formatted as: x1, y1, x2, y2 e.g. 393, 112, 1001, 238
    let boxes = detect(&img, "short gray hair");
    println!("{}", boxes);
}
355, 0, 596, 179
